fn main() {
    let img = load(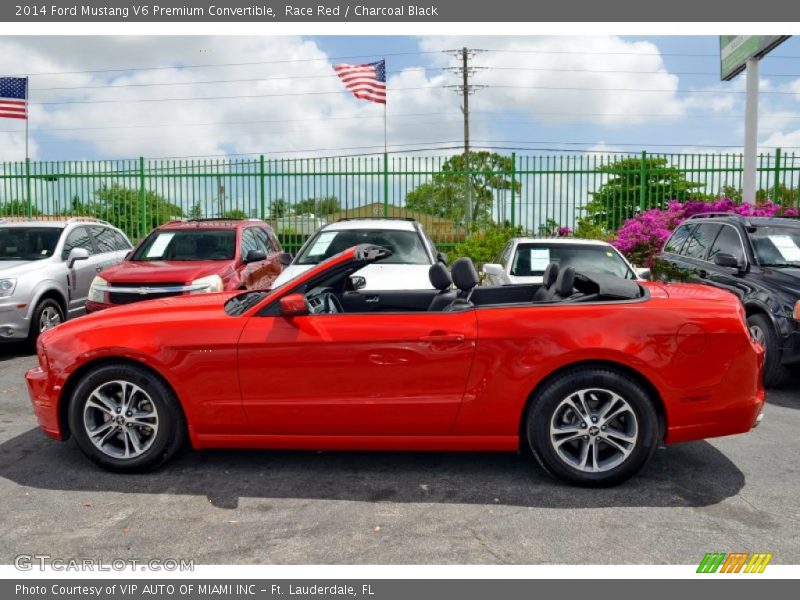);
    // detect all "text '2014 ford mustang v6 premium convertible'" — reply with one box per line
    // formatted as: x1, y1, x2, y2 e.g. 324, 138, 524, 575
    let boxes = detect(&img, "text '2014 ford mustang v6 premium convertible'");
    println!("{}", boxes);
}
25, 244, 765, 486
